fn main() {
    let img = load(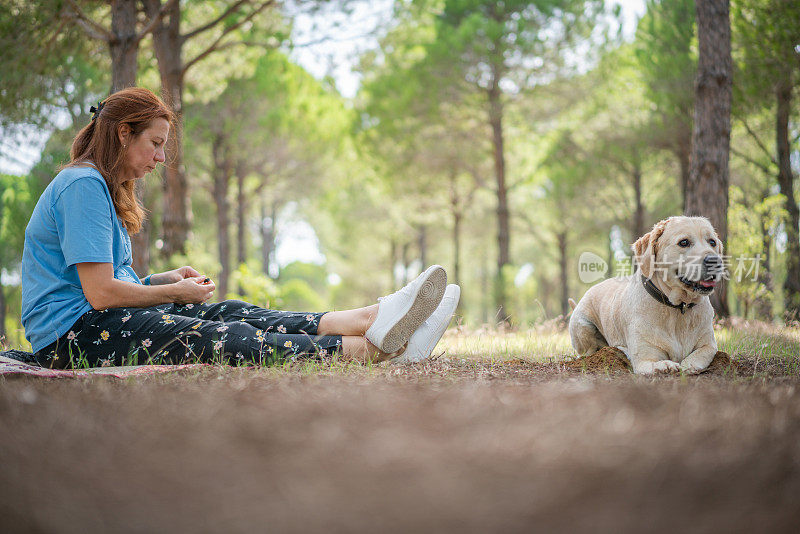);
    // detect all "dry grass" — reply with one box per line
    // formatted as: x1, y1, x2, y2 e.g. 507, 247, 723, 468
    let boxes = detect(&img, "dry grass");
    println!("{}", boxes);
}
2, 322, 800, 533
